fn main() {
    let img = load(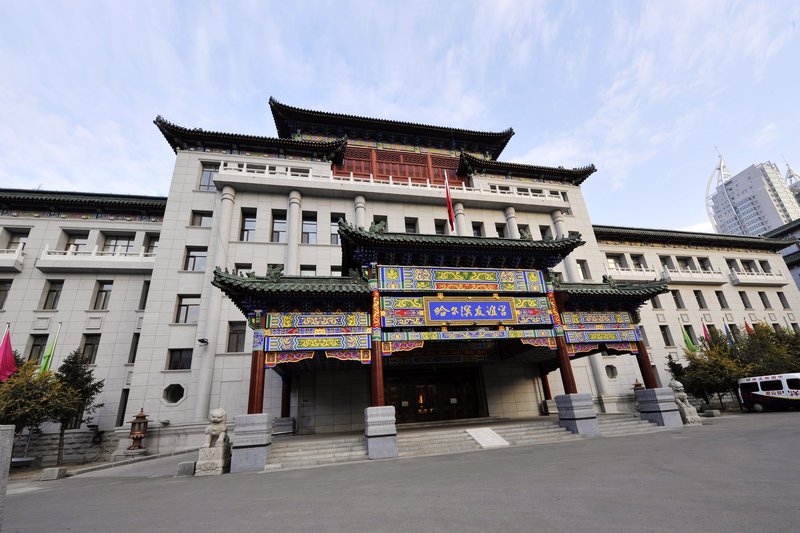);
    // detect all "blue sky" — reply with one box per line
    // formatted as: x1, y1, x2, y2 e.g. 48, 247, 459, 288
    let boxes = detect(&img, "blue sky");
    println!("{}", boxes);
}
1, 0, 799, 232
